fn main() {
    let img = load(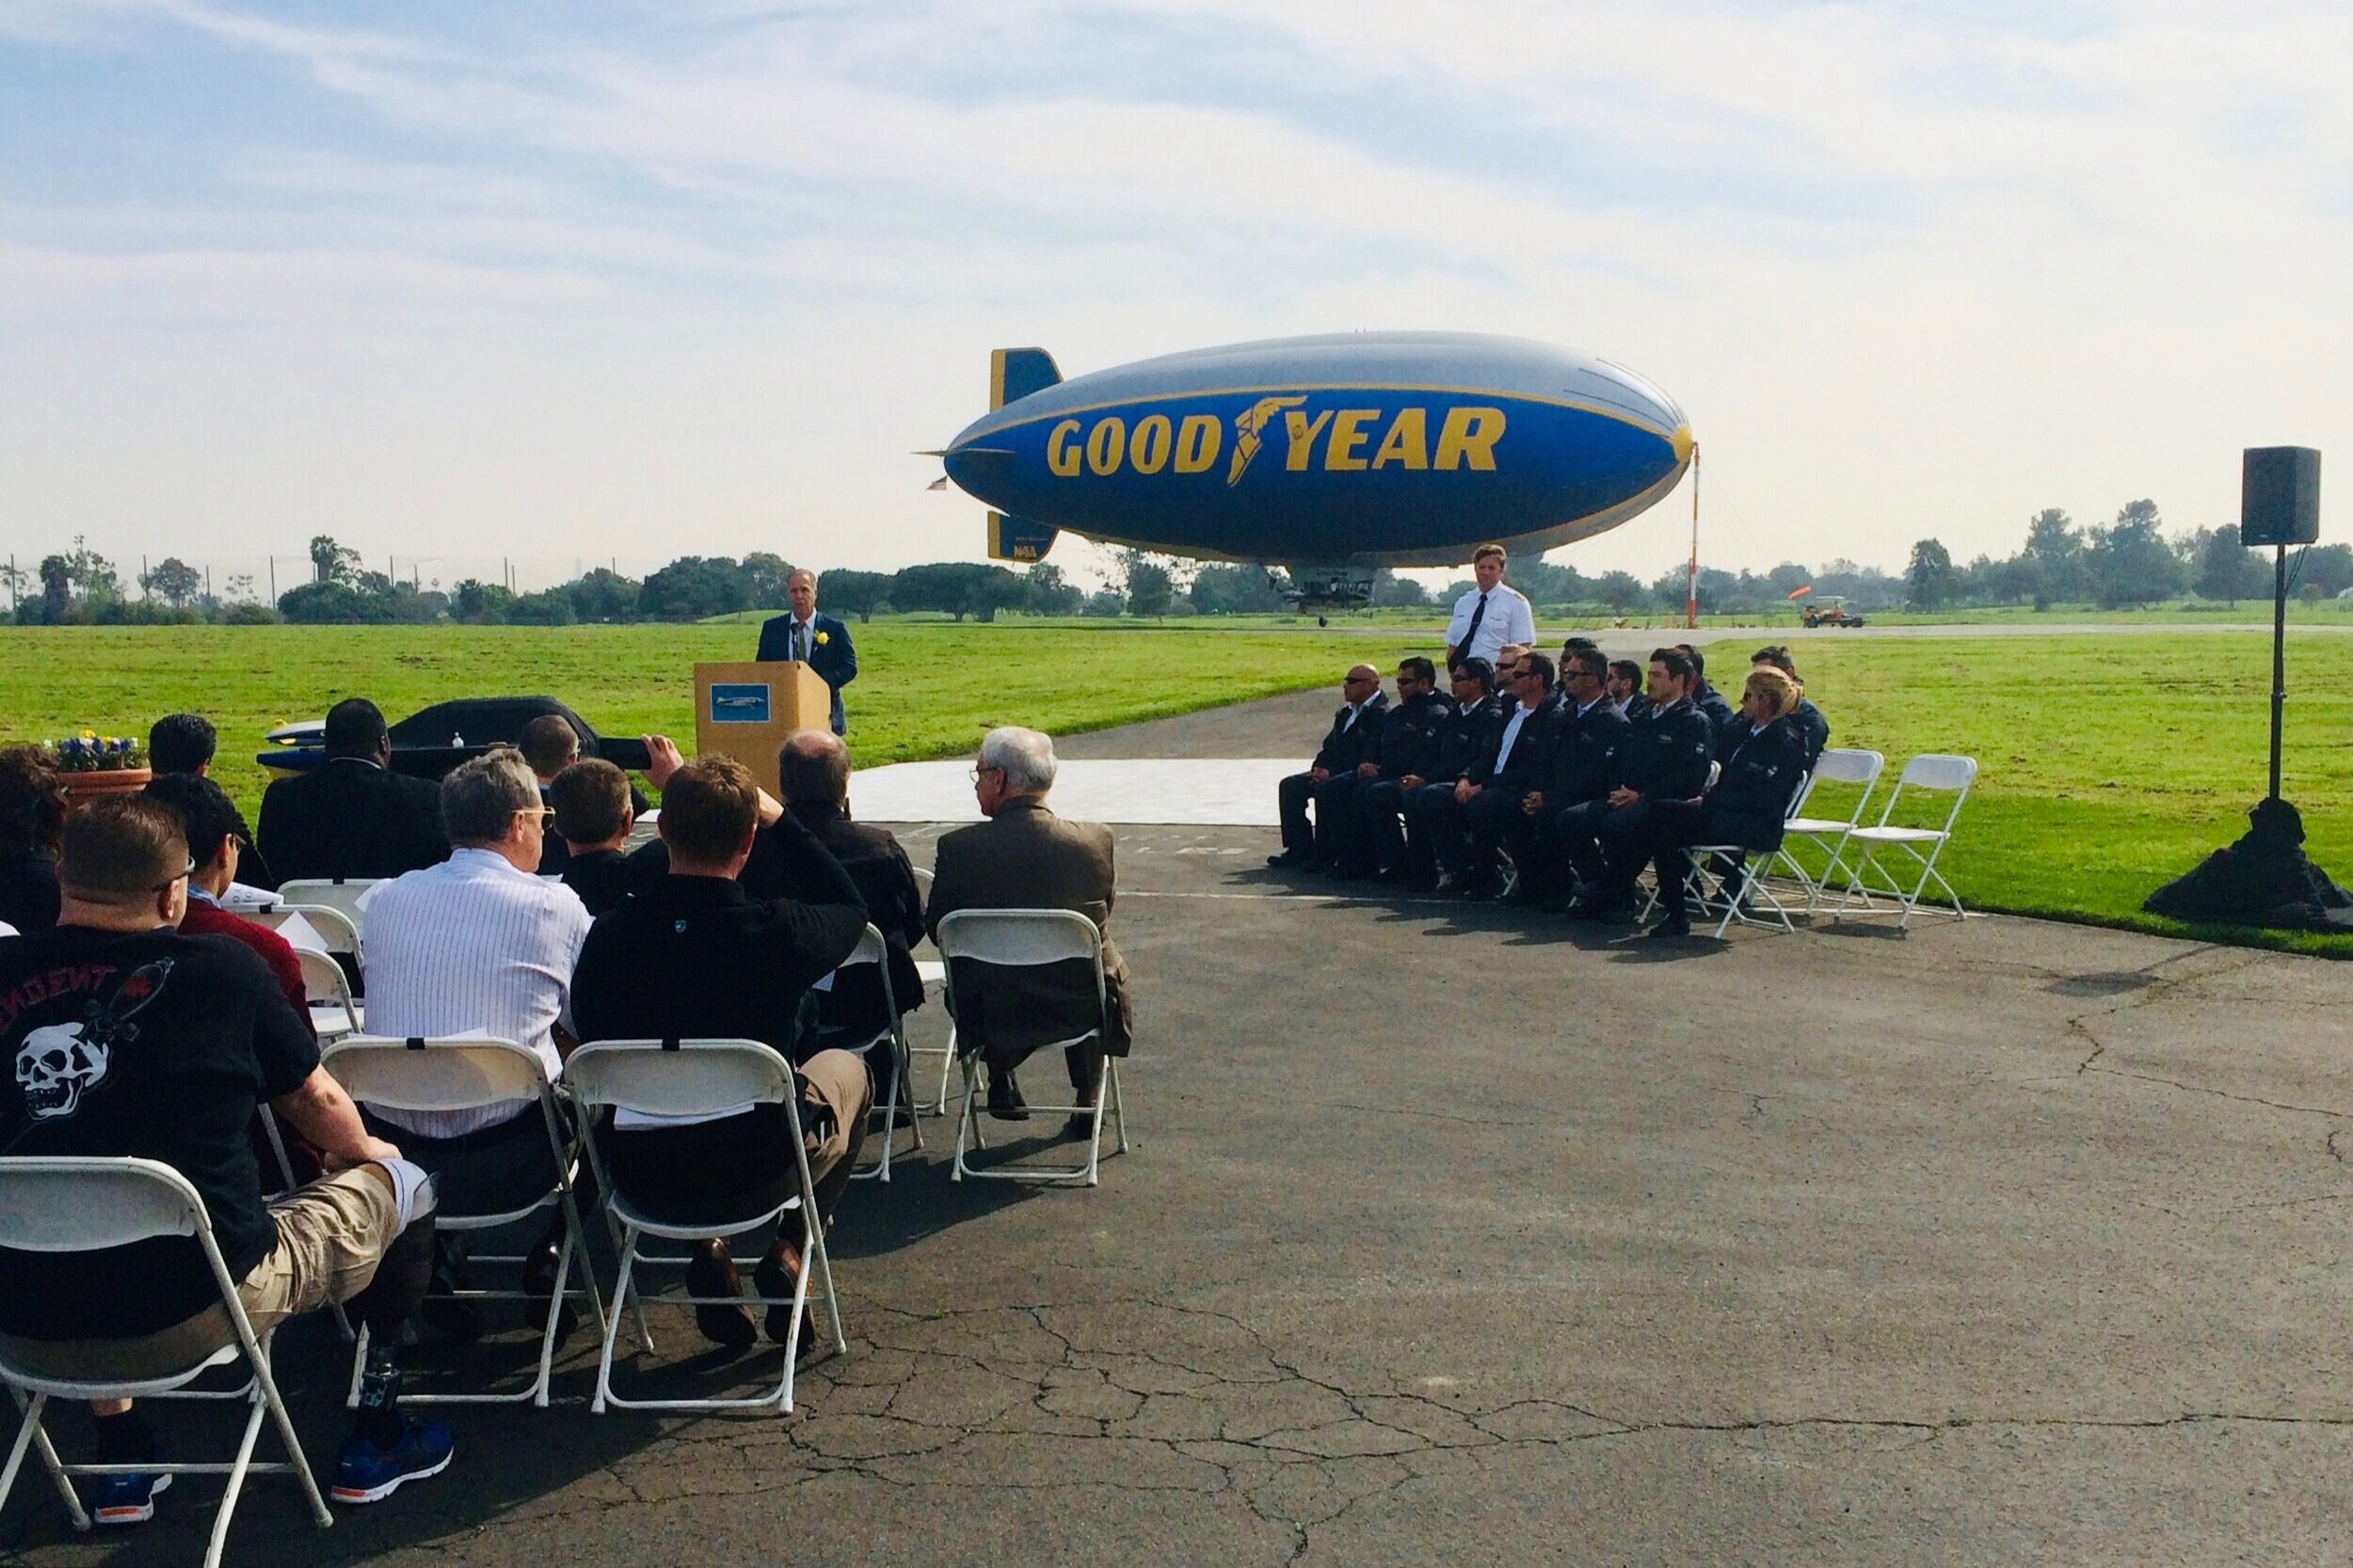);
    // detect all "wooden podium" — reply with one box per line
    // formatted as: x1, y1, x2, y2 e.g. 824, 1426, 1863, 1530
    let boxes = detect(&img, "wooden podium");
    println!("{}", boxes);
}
691, 662, 833, 797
